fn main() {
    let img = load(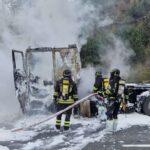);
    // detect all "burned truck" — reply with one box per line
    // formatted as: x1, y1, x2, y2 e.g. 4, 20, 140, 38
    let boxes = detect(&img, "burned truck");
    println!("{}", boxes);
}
12, 45, 150, 117
12, 45, 81, 114
126, 83, 150, 116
